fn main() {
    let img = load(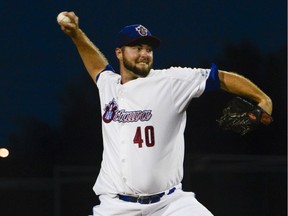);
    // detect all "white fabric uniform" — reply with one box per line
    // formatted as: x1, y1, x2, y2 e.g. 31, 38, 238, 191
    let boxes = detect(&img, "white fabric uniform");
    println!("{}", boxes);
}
92, 66, 214, 216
